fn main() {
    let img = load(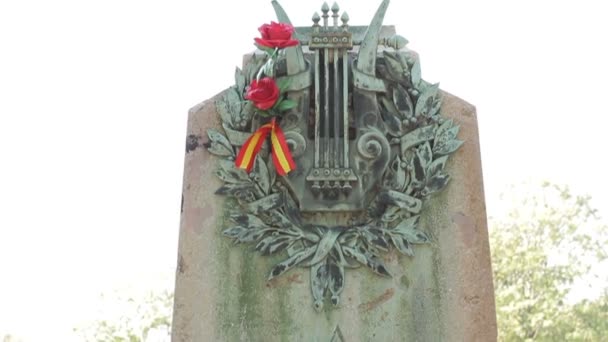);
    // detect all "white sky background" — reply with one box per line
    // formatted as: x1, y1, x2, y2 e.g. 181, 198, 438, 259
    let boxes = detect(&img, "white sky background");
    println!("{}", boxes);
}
1, 0, 607, 340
